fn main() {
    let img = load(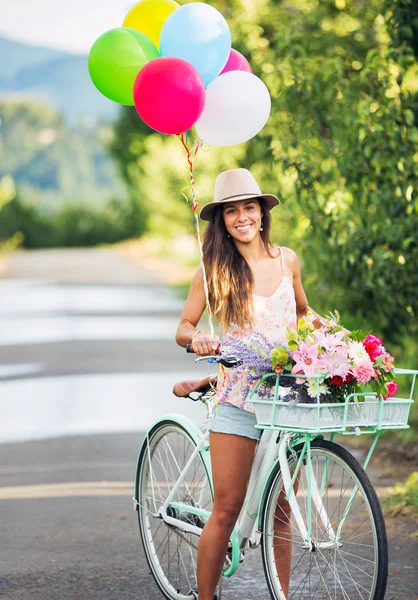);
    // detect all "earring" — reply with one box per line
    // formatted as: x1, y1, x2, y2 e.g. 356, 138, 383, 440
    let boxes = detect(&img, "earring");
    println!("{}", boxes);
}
260, 220, 264, 232
227, 234, 231, 238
